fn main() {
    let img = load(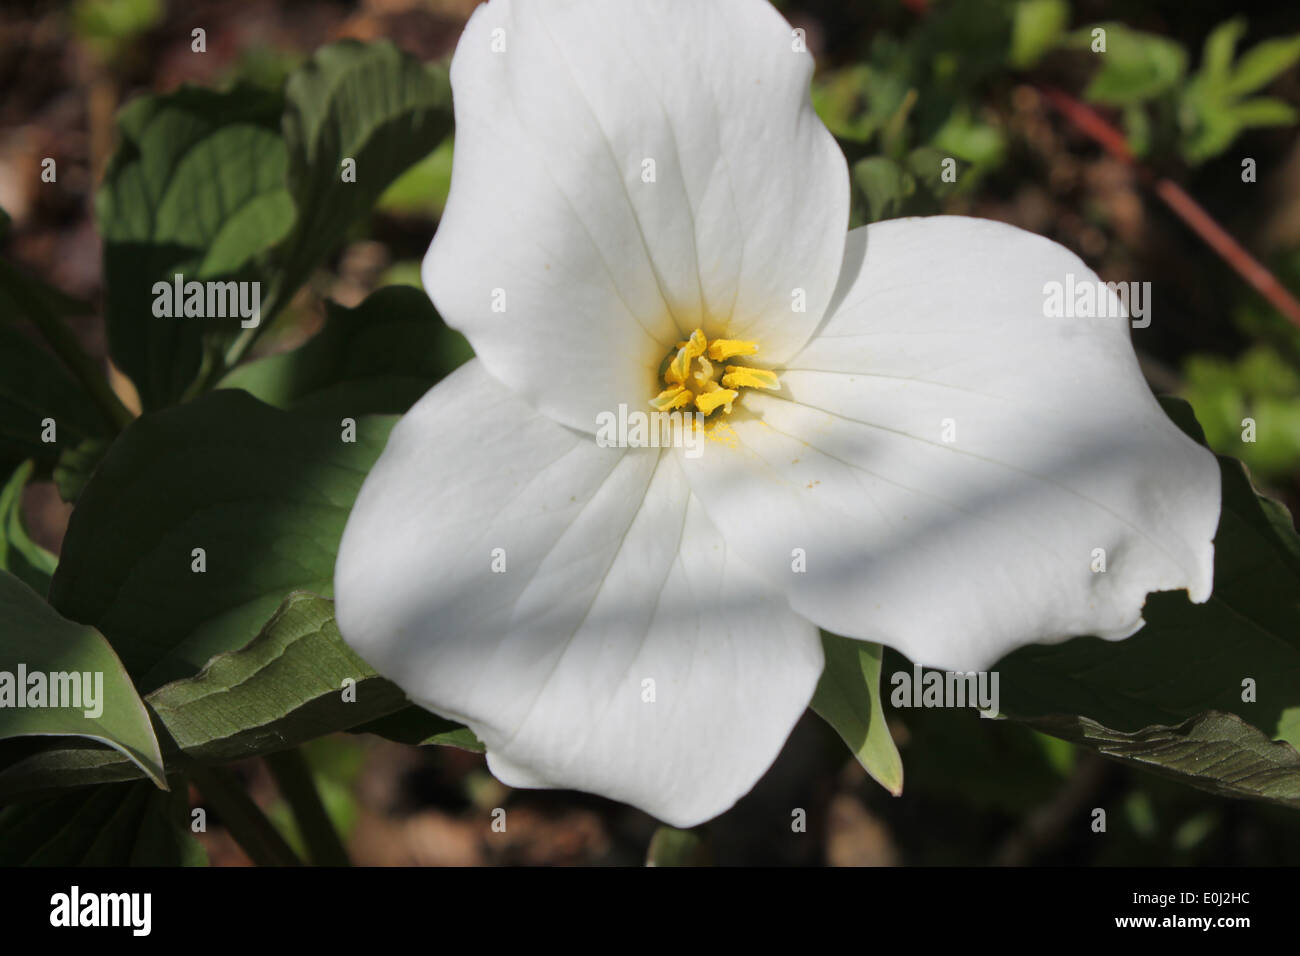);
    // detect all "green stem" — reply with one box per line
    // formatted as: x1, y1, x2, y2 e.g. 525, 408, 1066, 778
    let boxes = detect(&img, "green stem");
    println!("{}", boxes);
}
178, 281, 286, 403
264, 749, 351, 866
1, 259, 134, 432
189, 764, 303, 867
222, 319, 263, 370
223, 273, 295, 370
